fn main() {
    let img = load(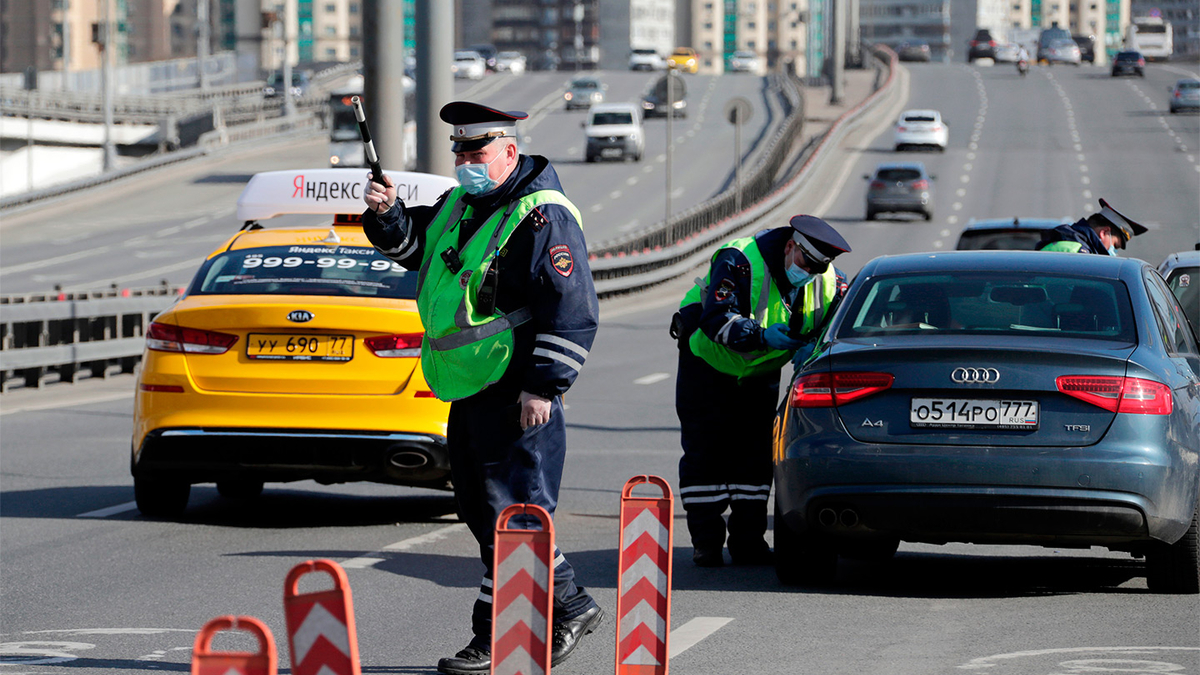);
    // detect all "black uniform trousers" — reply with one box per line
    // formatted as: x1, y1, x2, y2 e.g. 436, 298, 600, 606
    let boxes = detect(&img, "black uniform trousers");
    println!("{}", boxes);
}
447, 382, 598, 648
675, 341, 779, 556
